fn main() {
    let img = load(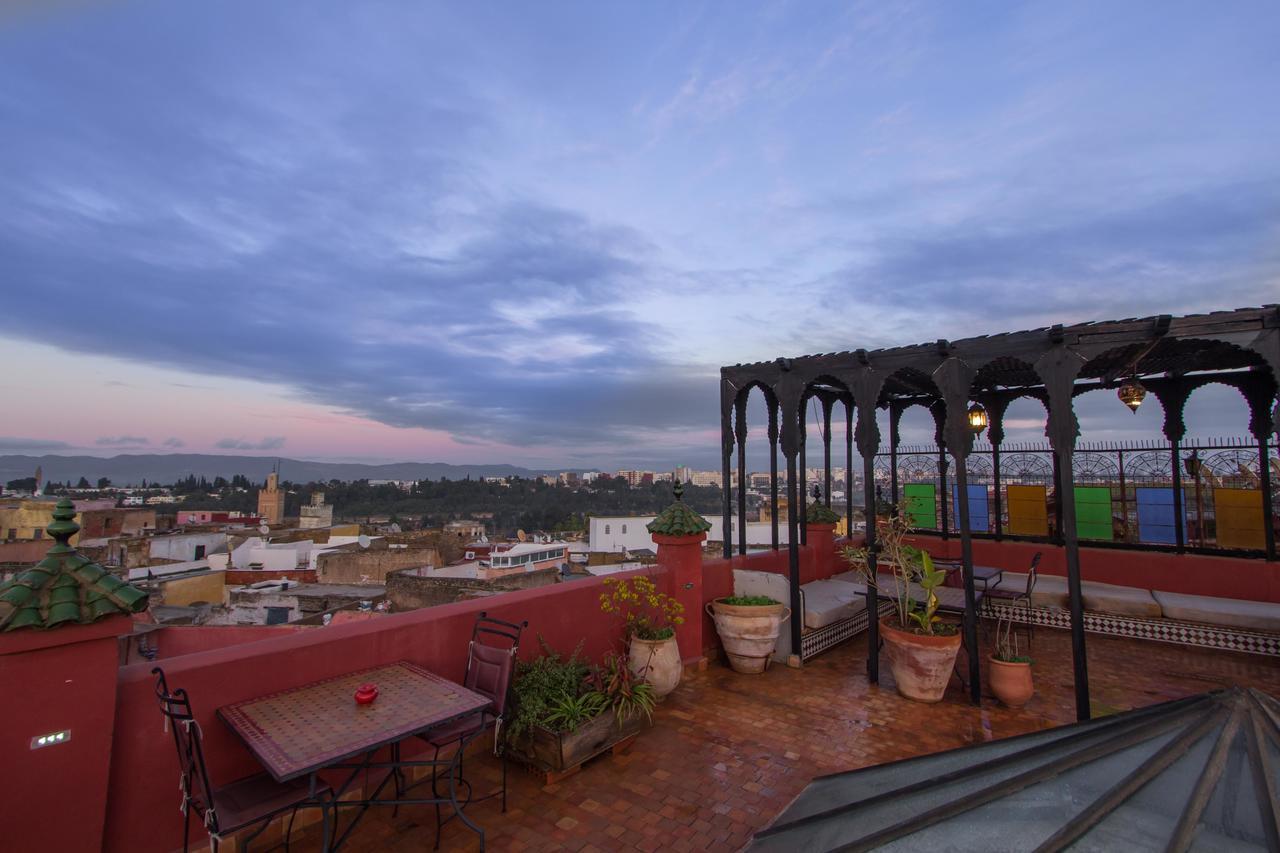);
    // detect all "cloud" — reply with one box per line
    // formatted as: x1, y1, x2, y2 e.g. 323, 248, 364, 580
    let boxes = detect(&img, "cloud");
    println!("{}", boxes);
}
0, 1, 1276, 468
96, 435, 149, 447
0, 436, 73, 452
162, 437, 185, 448
216, 437, 287, 451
